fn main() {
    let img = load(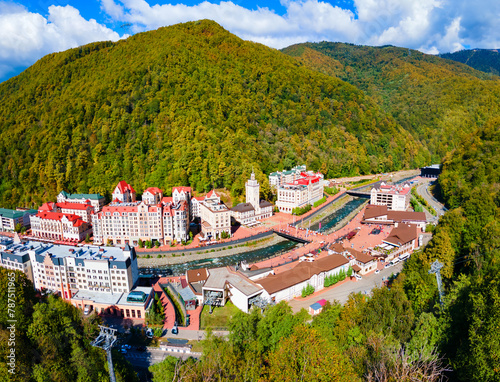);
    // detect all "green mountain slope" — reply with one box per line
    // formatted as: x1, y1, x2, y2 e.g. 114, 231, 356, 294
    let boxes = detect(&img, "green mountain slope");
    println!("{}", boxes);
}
282, 42, 500, 162
440, 48, 500, 76
0, 20, 422, 208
